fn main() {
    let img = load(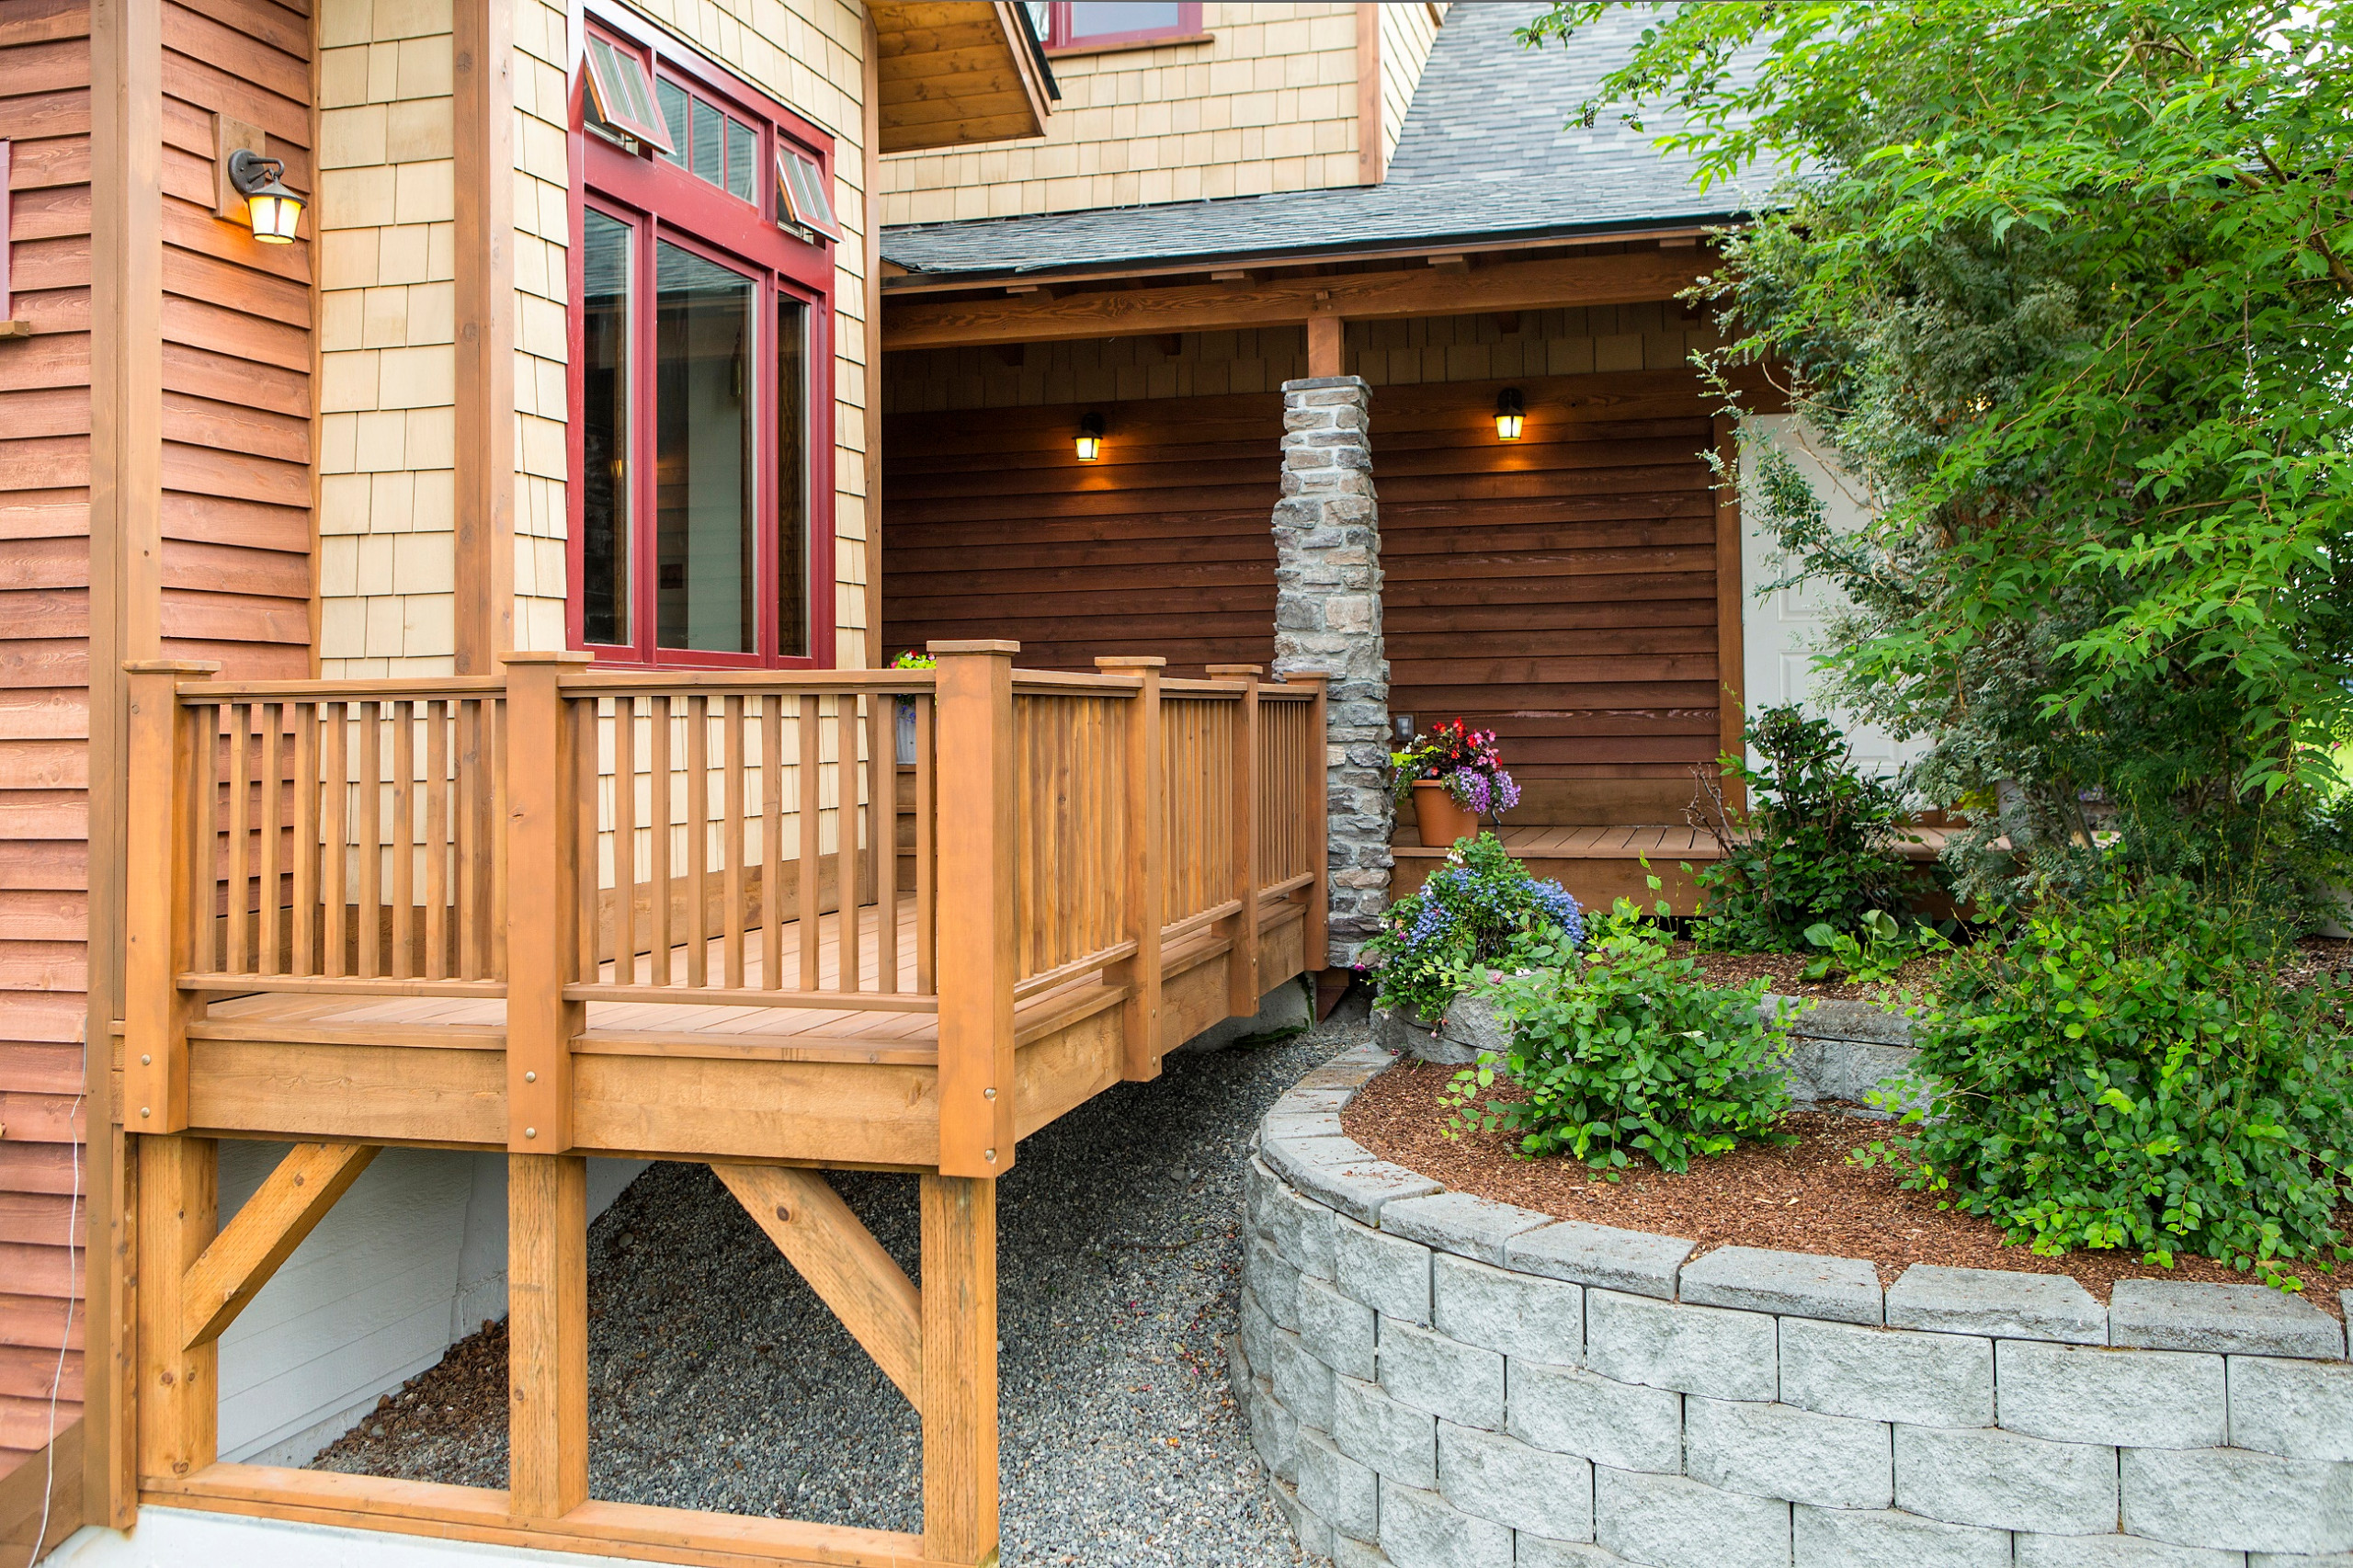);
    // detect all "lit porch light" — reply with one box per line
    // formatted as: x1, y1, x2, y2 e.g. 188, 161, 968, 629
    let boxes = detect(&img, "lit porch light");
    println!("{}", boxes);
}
1494, 387, 1525, 440
1075, 411, 1105, 461
228, 149, 305, 244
